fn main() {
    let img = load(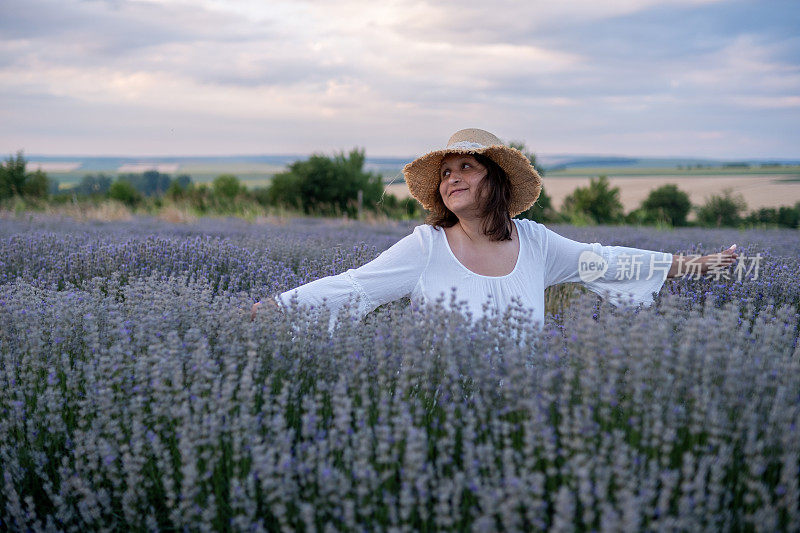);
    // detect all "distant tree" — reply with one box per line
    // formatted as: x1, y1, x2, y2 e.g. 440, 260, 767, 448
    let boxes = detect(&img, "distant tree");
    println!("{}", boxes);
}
75, 174, 113, 196
746, 207, 778, 226
640, 184, 692, 226
108, 179, 142, 207
174, 174, 192, 189
507, 141, 546, 177
141, 170, 171, 196
268, 148, 383, 217
0, 150, 51, 200
562, 175, 624, 224
508, 141, 559, 223
777, 206, 800, 229
119, 170, 172, 196
23, 169, 50, 198
212, 174, 246, 200
0, 151, 29, 199
695, 189, 747, 227
750, 205, 800, 229
267, 171, 303, 211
